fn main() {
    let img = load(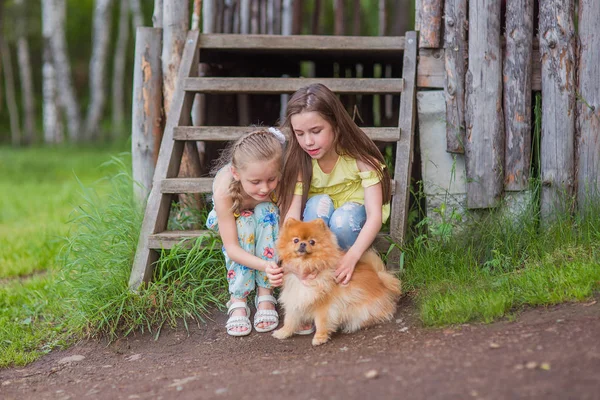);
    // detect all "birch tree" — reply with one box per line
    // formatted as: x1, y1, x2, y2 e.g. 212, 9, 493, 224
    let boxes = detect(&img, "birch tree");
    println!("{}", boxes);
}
41, 0, 63, 144
51, 0, 82, 142
129, 0, 144, 28
111, 0, 131, 131
0, 27, 21, 145
84, 0, 114, 140
15, 0, 35, 144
